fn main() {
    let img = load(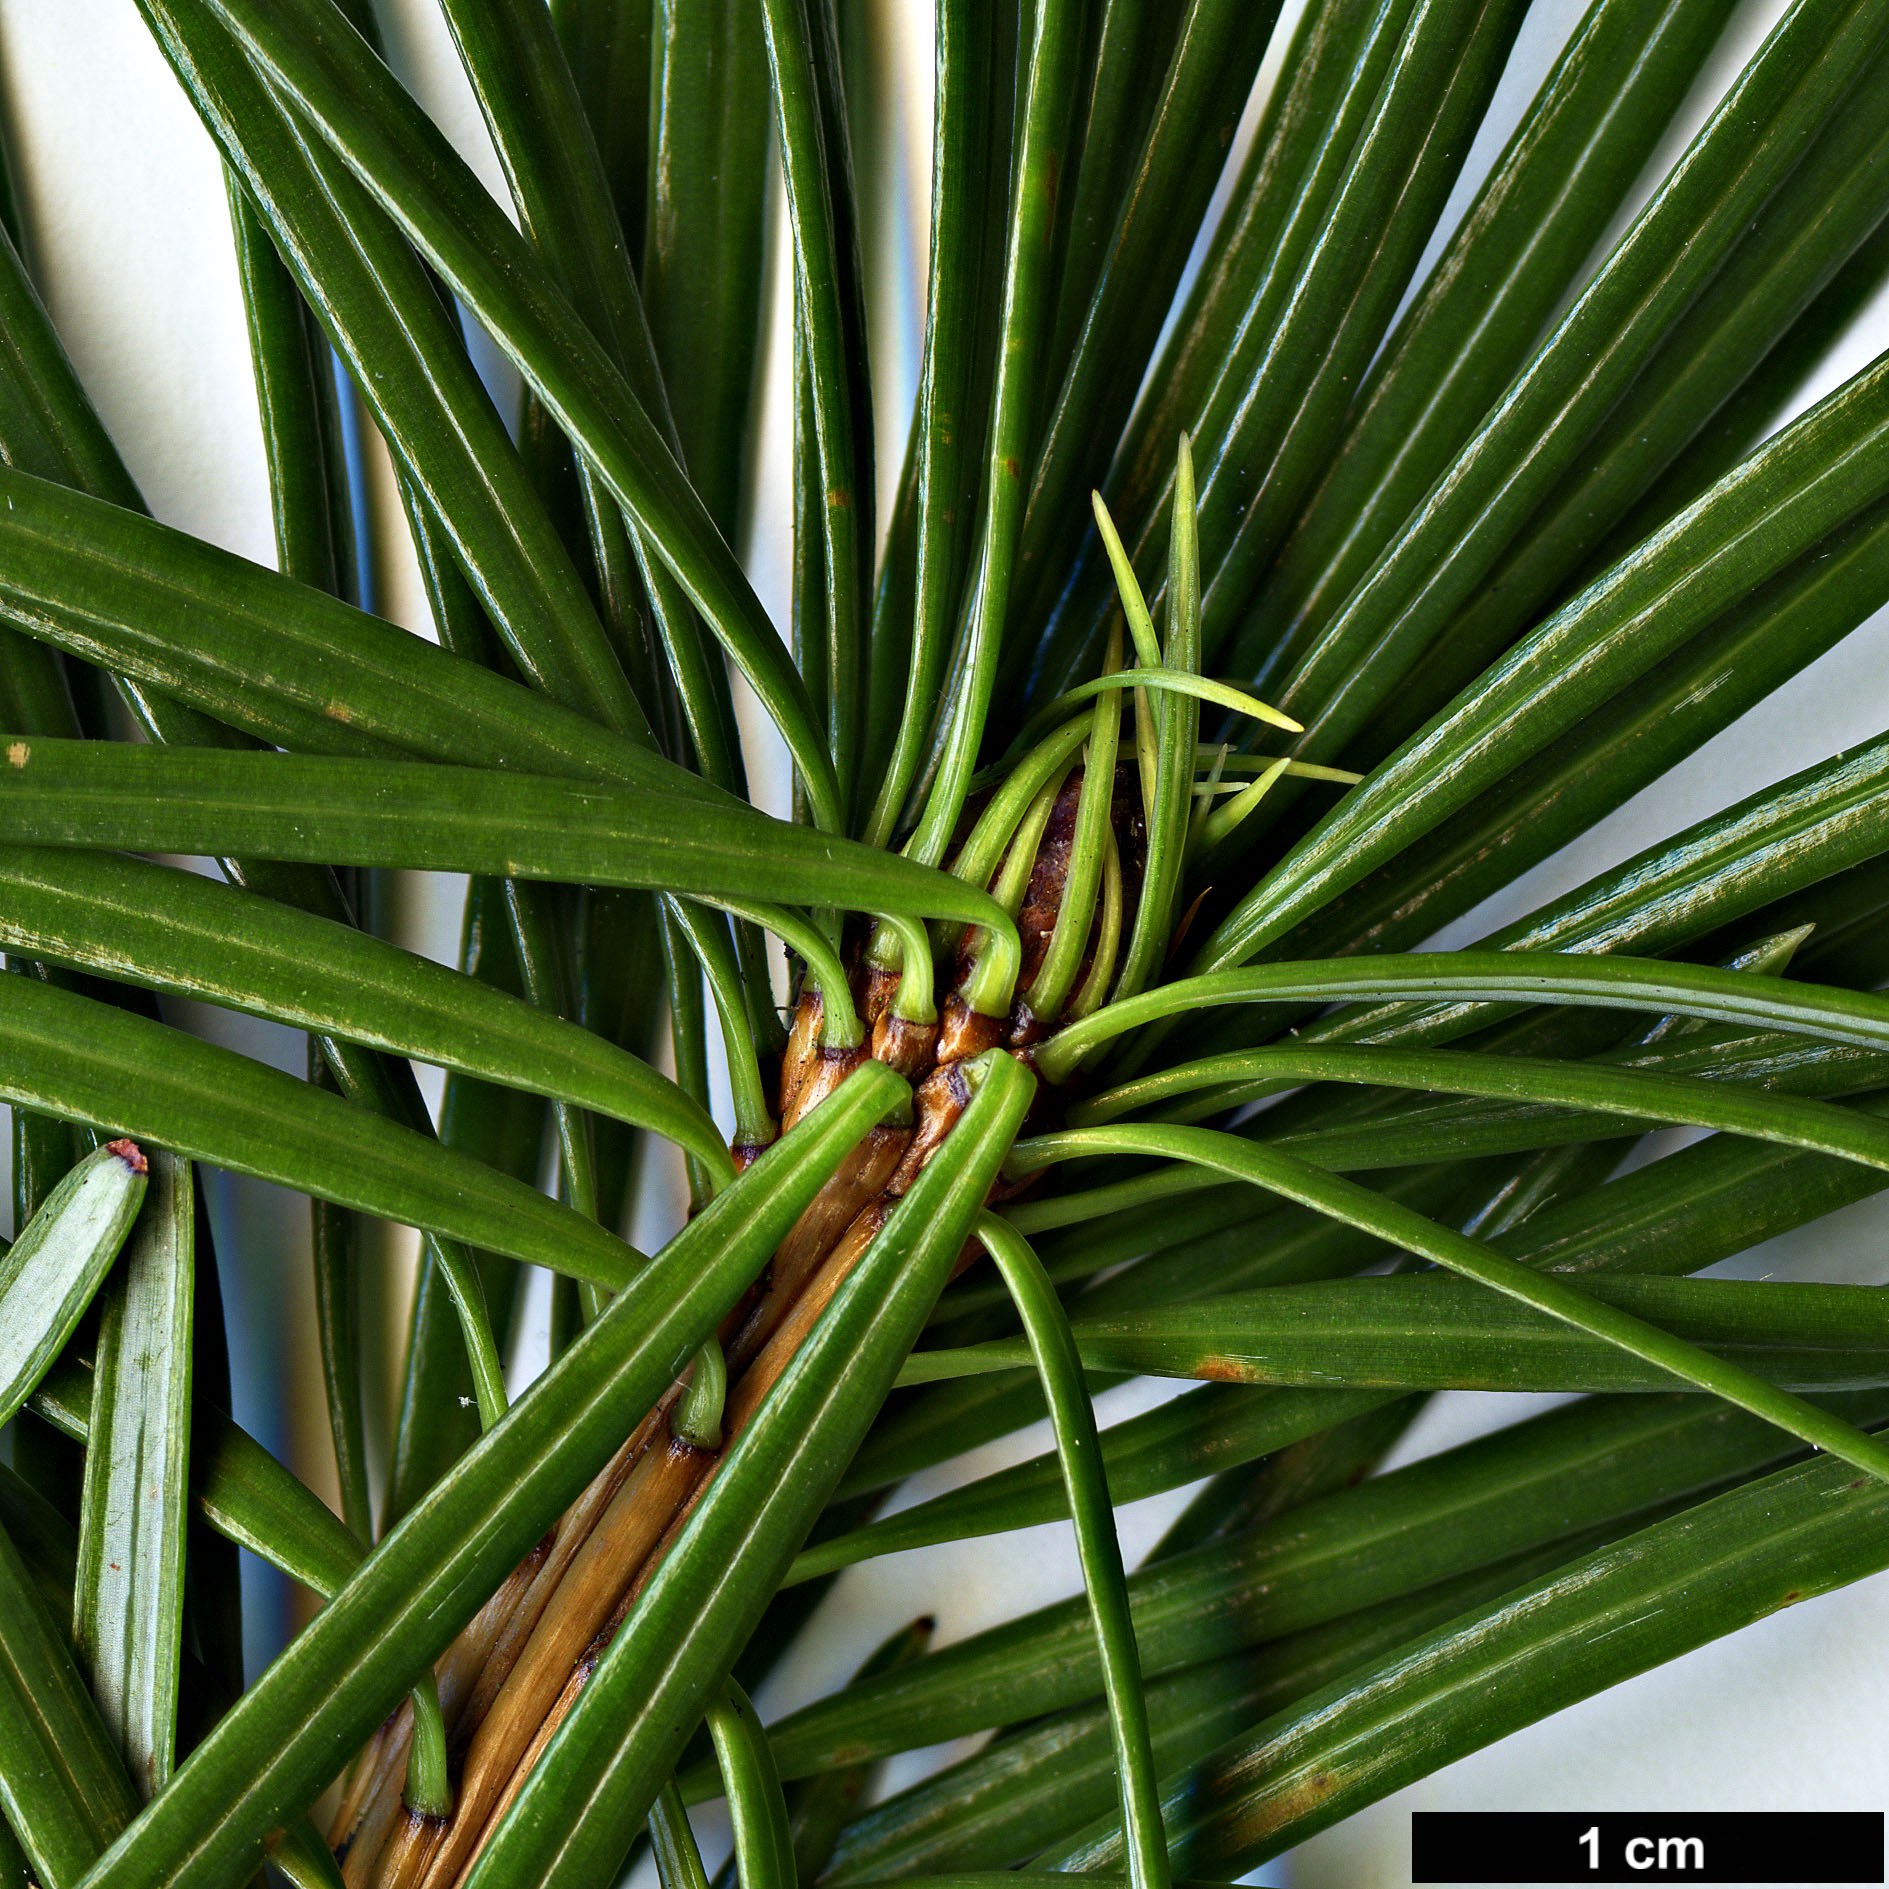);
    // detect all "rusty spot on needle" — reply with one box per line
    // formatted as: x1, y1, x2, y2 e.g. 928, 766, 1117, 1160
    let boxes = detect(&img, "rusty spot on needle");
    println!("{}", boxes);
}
1195, 1355, 1254, 1383
1237, 1767, 1343, 1845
